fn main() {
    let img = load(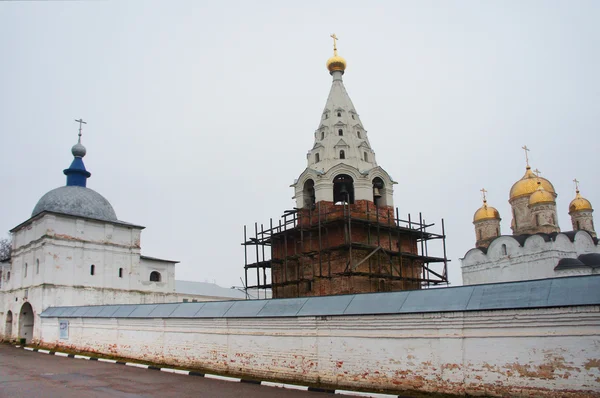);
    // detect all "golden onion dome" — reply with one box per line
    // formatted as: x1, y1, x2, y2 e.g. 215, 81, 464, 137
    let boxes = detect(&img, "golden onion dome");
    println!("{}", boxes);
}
326, 55, 346, 73
569, 190, 593, 214
509, 166, 556, 201
529, 182, 555, 206
473, 200, 501, 223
